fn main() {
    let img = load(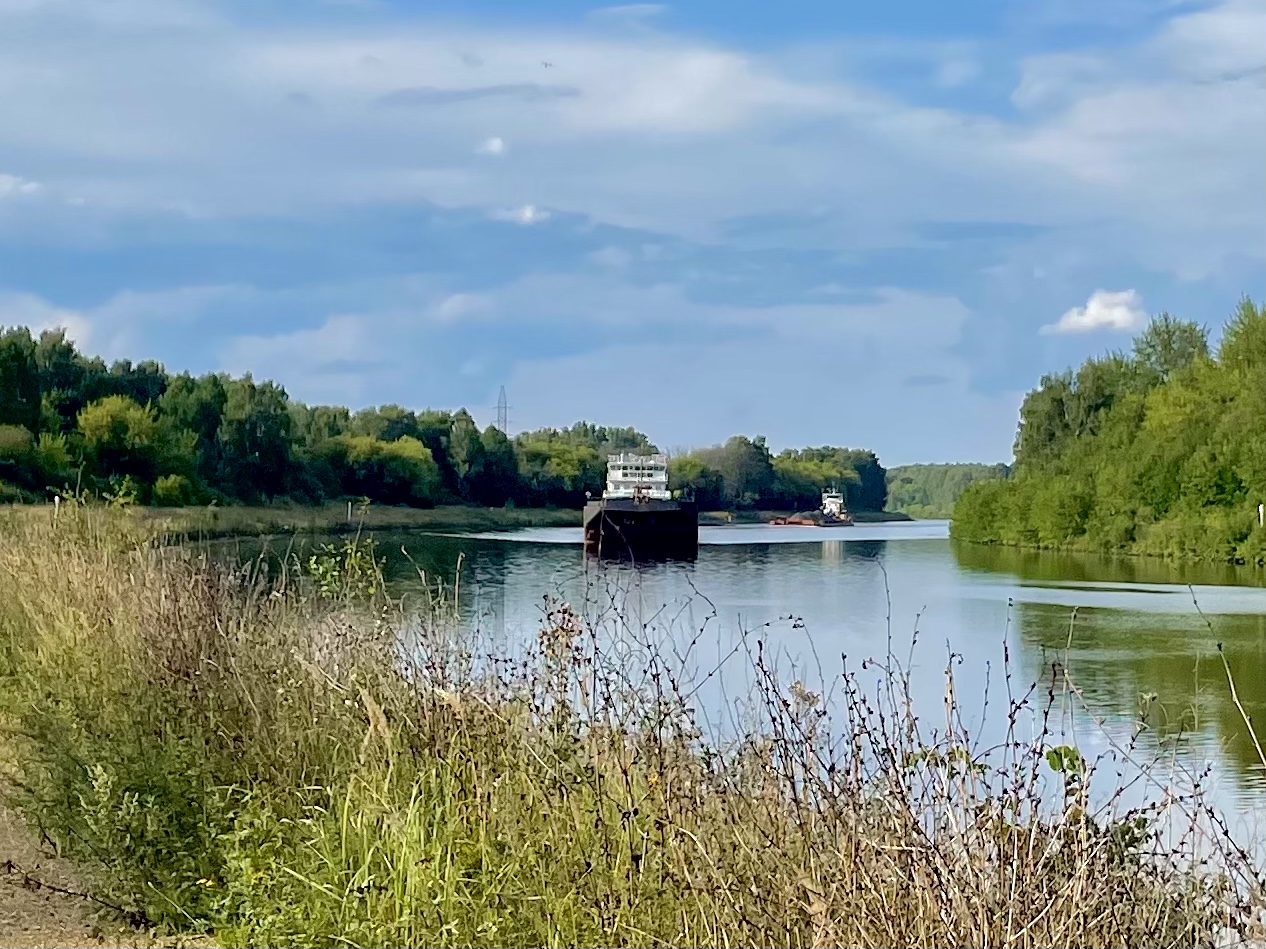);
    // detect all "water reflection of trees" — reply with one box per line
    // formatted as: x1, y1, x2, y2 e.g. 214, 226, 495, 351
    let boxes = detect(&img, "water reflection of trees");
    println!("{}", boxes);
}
953, 541, 1258, 588
1010, 596, 1266, 790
